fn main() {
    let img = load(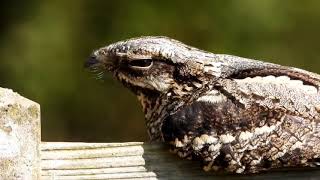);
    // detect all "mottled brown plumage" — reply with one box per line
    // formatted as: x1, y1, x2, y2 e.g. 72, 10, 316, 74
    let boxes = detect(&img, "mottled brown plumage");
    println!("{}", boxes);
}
85, 36, 320, 173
